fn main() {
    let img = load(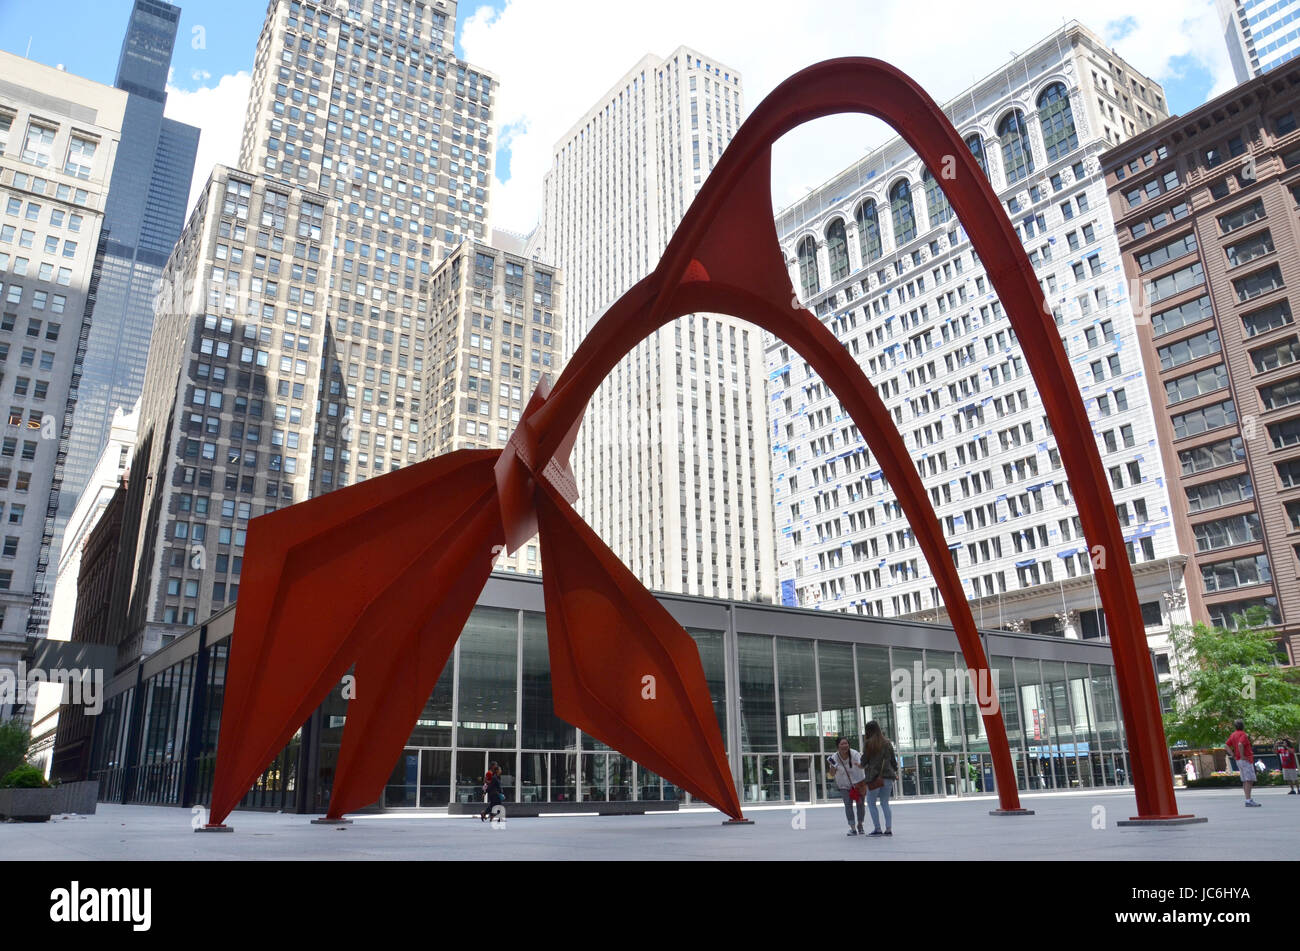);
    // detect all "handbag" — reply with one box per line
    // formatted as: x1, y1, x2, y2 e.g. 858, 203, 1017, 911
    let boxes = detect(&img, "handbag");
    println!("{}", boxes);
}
832, 753, 867, 797
866, 746, 888, 790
